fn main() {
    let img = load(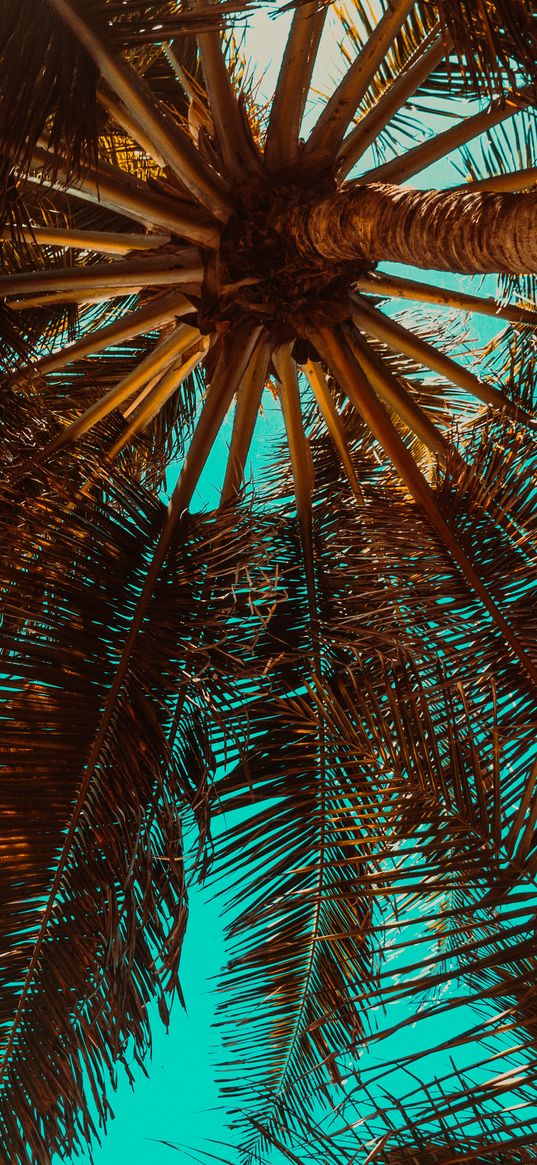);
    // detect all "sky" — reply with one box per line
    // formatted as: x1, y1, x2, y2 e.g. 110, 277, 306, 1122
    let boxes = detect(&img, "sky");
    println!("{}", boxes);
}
73, 12, 294, 1165
67, 7, 513, 1164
